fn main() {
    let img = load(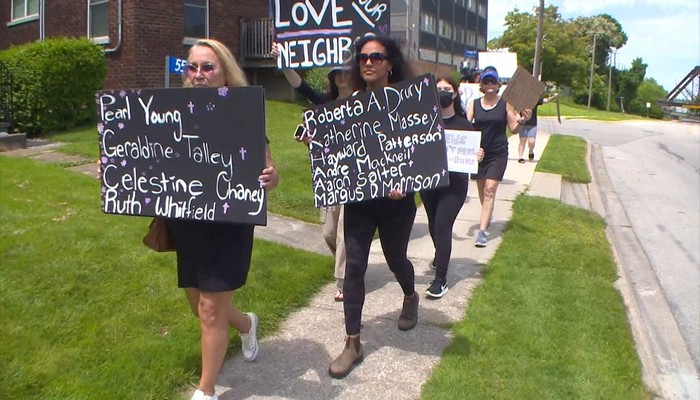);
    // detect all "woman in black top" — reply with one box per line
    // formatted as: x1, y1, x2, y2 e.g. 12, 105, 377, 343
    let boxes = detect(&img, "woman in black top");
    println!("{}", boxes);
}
421, 77, 482, 299
328, 34, 419, 380
467, 68, 531, 248
271, 43, 354, 302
